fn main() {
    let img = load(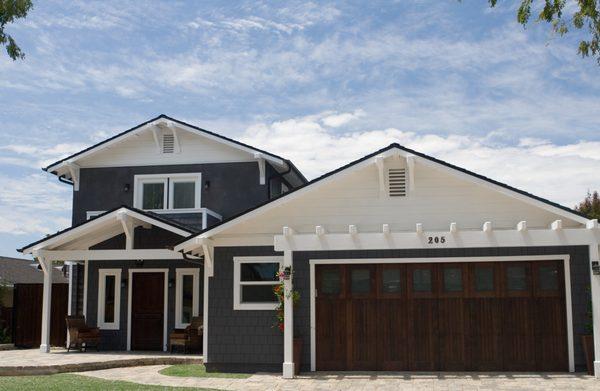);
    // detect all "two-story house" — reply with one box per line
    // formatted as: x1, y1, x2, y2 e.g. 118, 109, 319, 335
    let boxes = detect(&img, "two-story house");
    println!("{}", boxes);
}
19, 115, 600, 379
